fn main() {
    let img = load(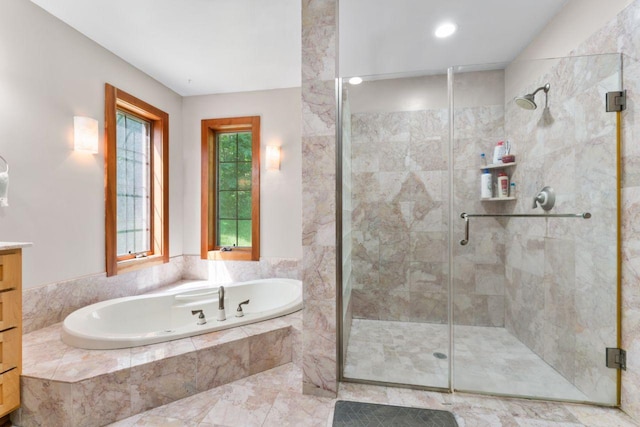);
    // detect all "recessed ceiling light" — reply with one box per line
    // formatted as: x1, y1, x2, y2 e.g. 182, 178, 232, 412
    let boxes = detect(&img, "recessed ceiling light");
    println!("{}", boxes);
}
435, 22, 457, 38
348, 76, 363, 85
